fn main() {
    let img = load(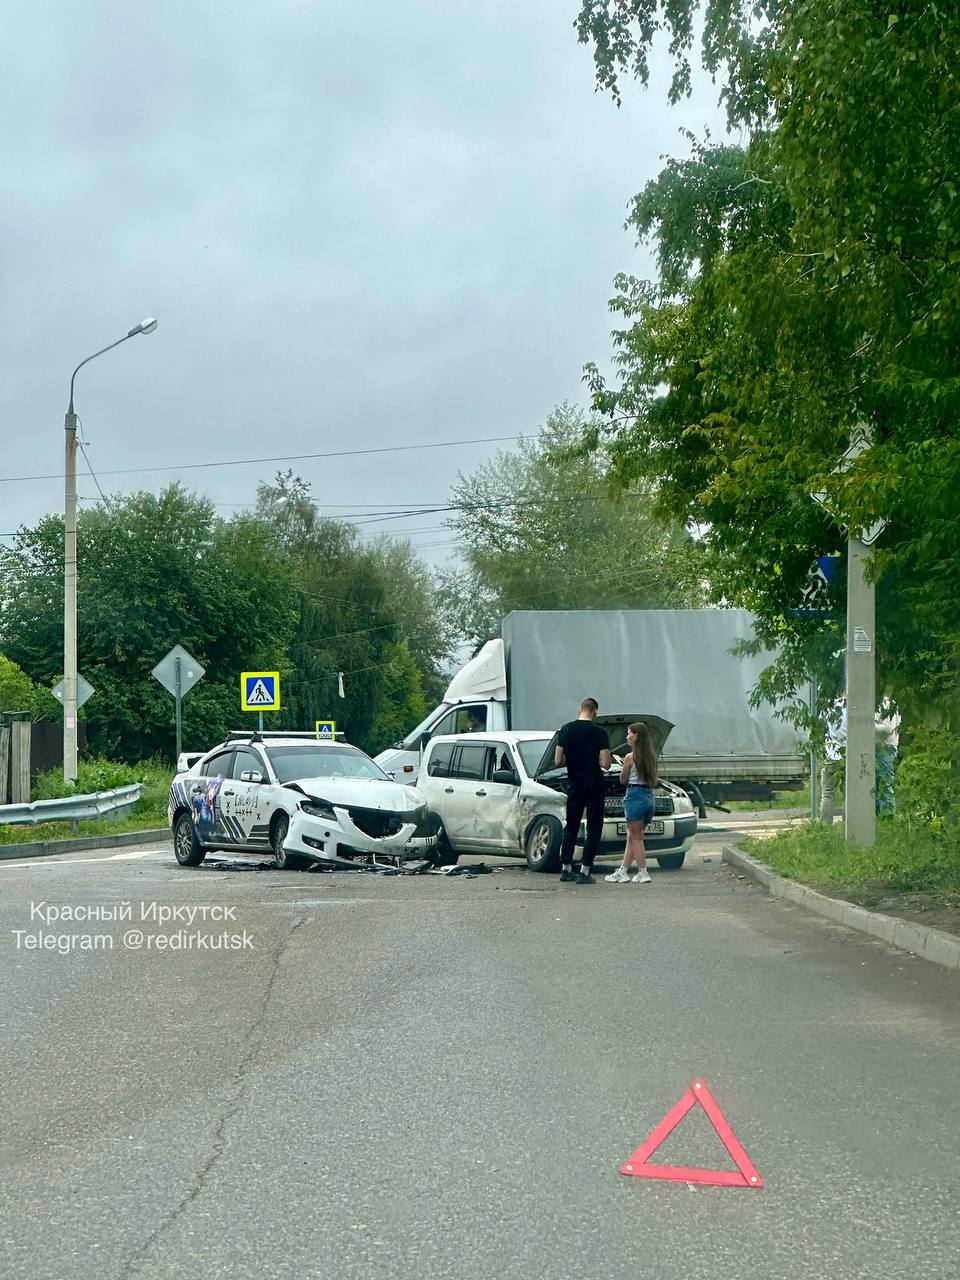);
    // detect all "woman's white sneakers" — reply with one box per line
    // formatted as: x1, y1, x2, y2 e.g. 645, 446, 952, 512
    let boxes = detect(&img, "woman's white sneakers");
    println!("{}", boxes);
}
604, 865, 632, 883
604, 865, 653, 884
